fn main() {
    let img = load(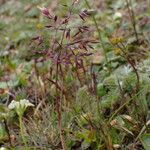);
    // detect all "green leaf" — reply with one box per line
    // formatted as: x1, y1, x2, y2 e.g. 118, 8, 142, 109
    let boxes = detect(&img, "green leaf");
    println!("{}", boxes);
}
0, 123, 8, 143
0, 81, 18, 89
0, 105, 9, 120
0, 22, 6, 30
97, 83, 106, 97
140, 134, 150, 150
